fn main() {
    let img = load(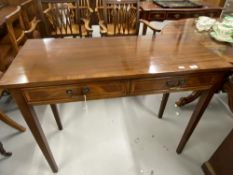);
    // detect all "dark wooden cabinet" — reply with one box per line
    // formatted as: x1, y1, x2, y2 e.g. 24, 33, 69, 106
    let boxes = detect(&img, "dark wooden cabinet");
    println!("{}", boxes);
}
202, 129, 233, 175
